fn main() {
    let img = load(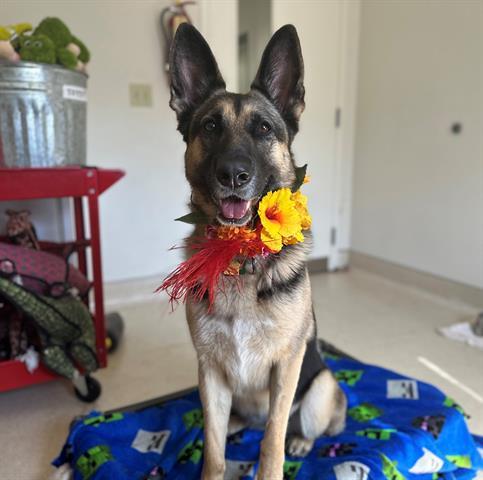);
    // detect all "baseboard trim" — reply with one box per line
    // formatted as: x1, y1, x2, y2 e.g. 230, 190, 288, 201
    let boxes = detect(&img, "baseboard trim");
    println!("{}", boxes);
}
307, 257, 329, 274
350, 250, 483, 309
